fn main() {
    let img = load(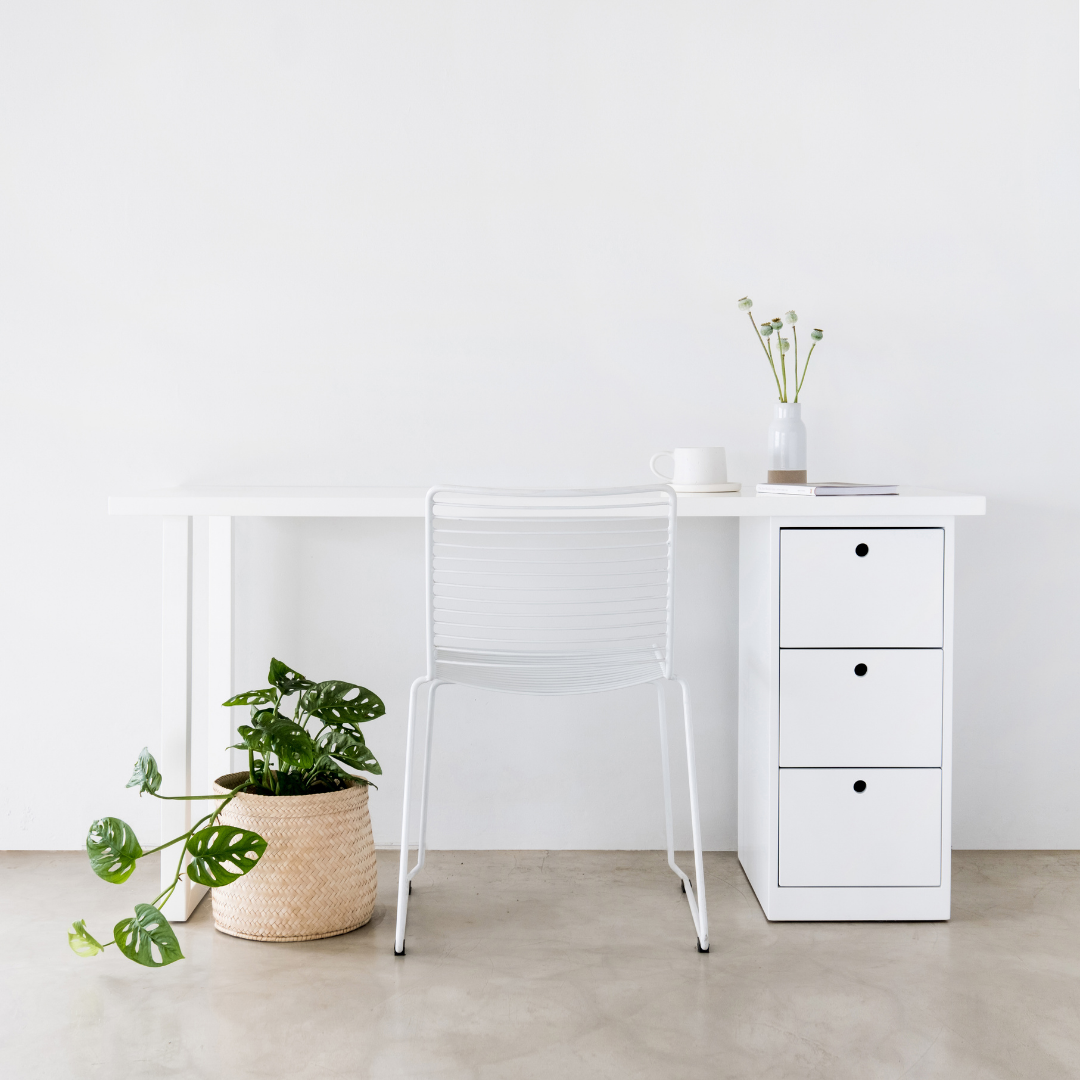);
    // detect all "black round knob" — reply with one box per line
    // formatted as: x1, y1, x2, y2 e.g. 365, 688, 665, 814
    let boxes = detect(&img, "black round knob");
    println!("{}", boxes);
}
855, 543, 869, 557
853, 780, 867, 793
854, 663, 868, 676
